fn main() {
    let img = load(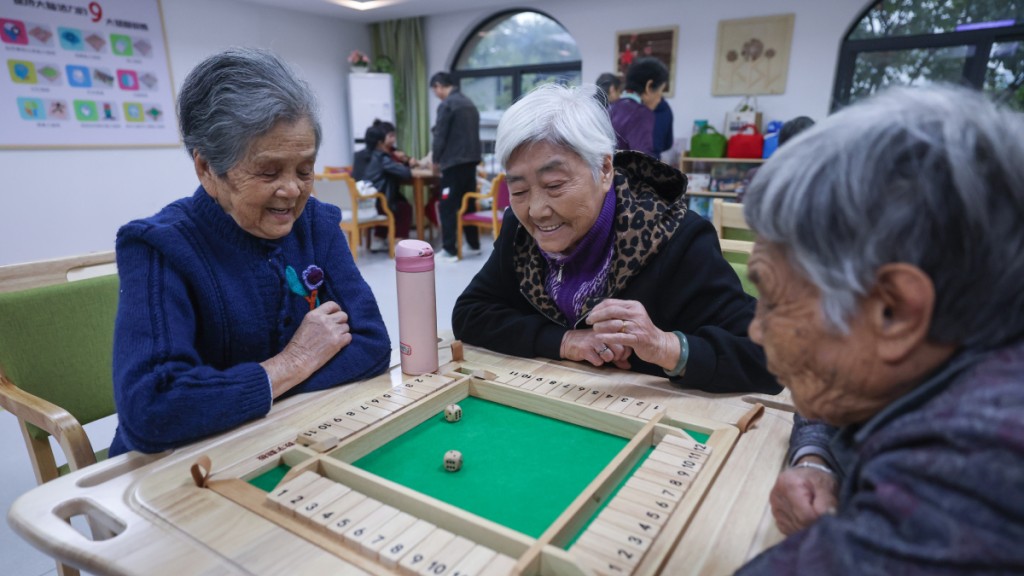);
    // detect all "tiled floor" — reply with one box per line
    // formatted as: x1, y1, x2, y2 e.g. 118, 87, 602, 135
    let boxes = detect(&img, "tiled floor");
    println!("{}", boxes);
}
0, 235, 494, 575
